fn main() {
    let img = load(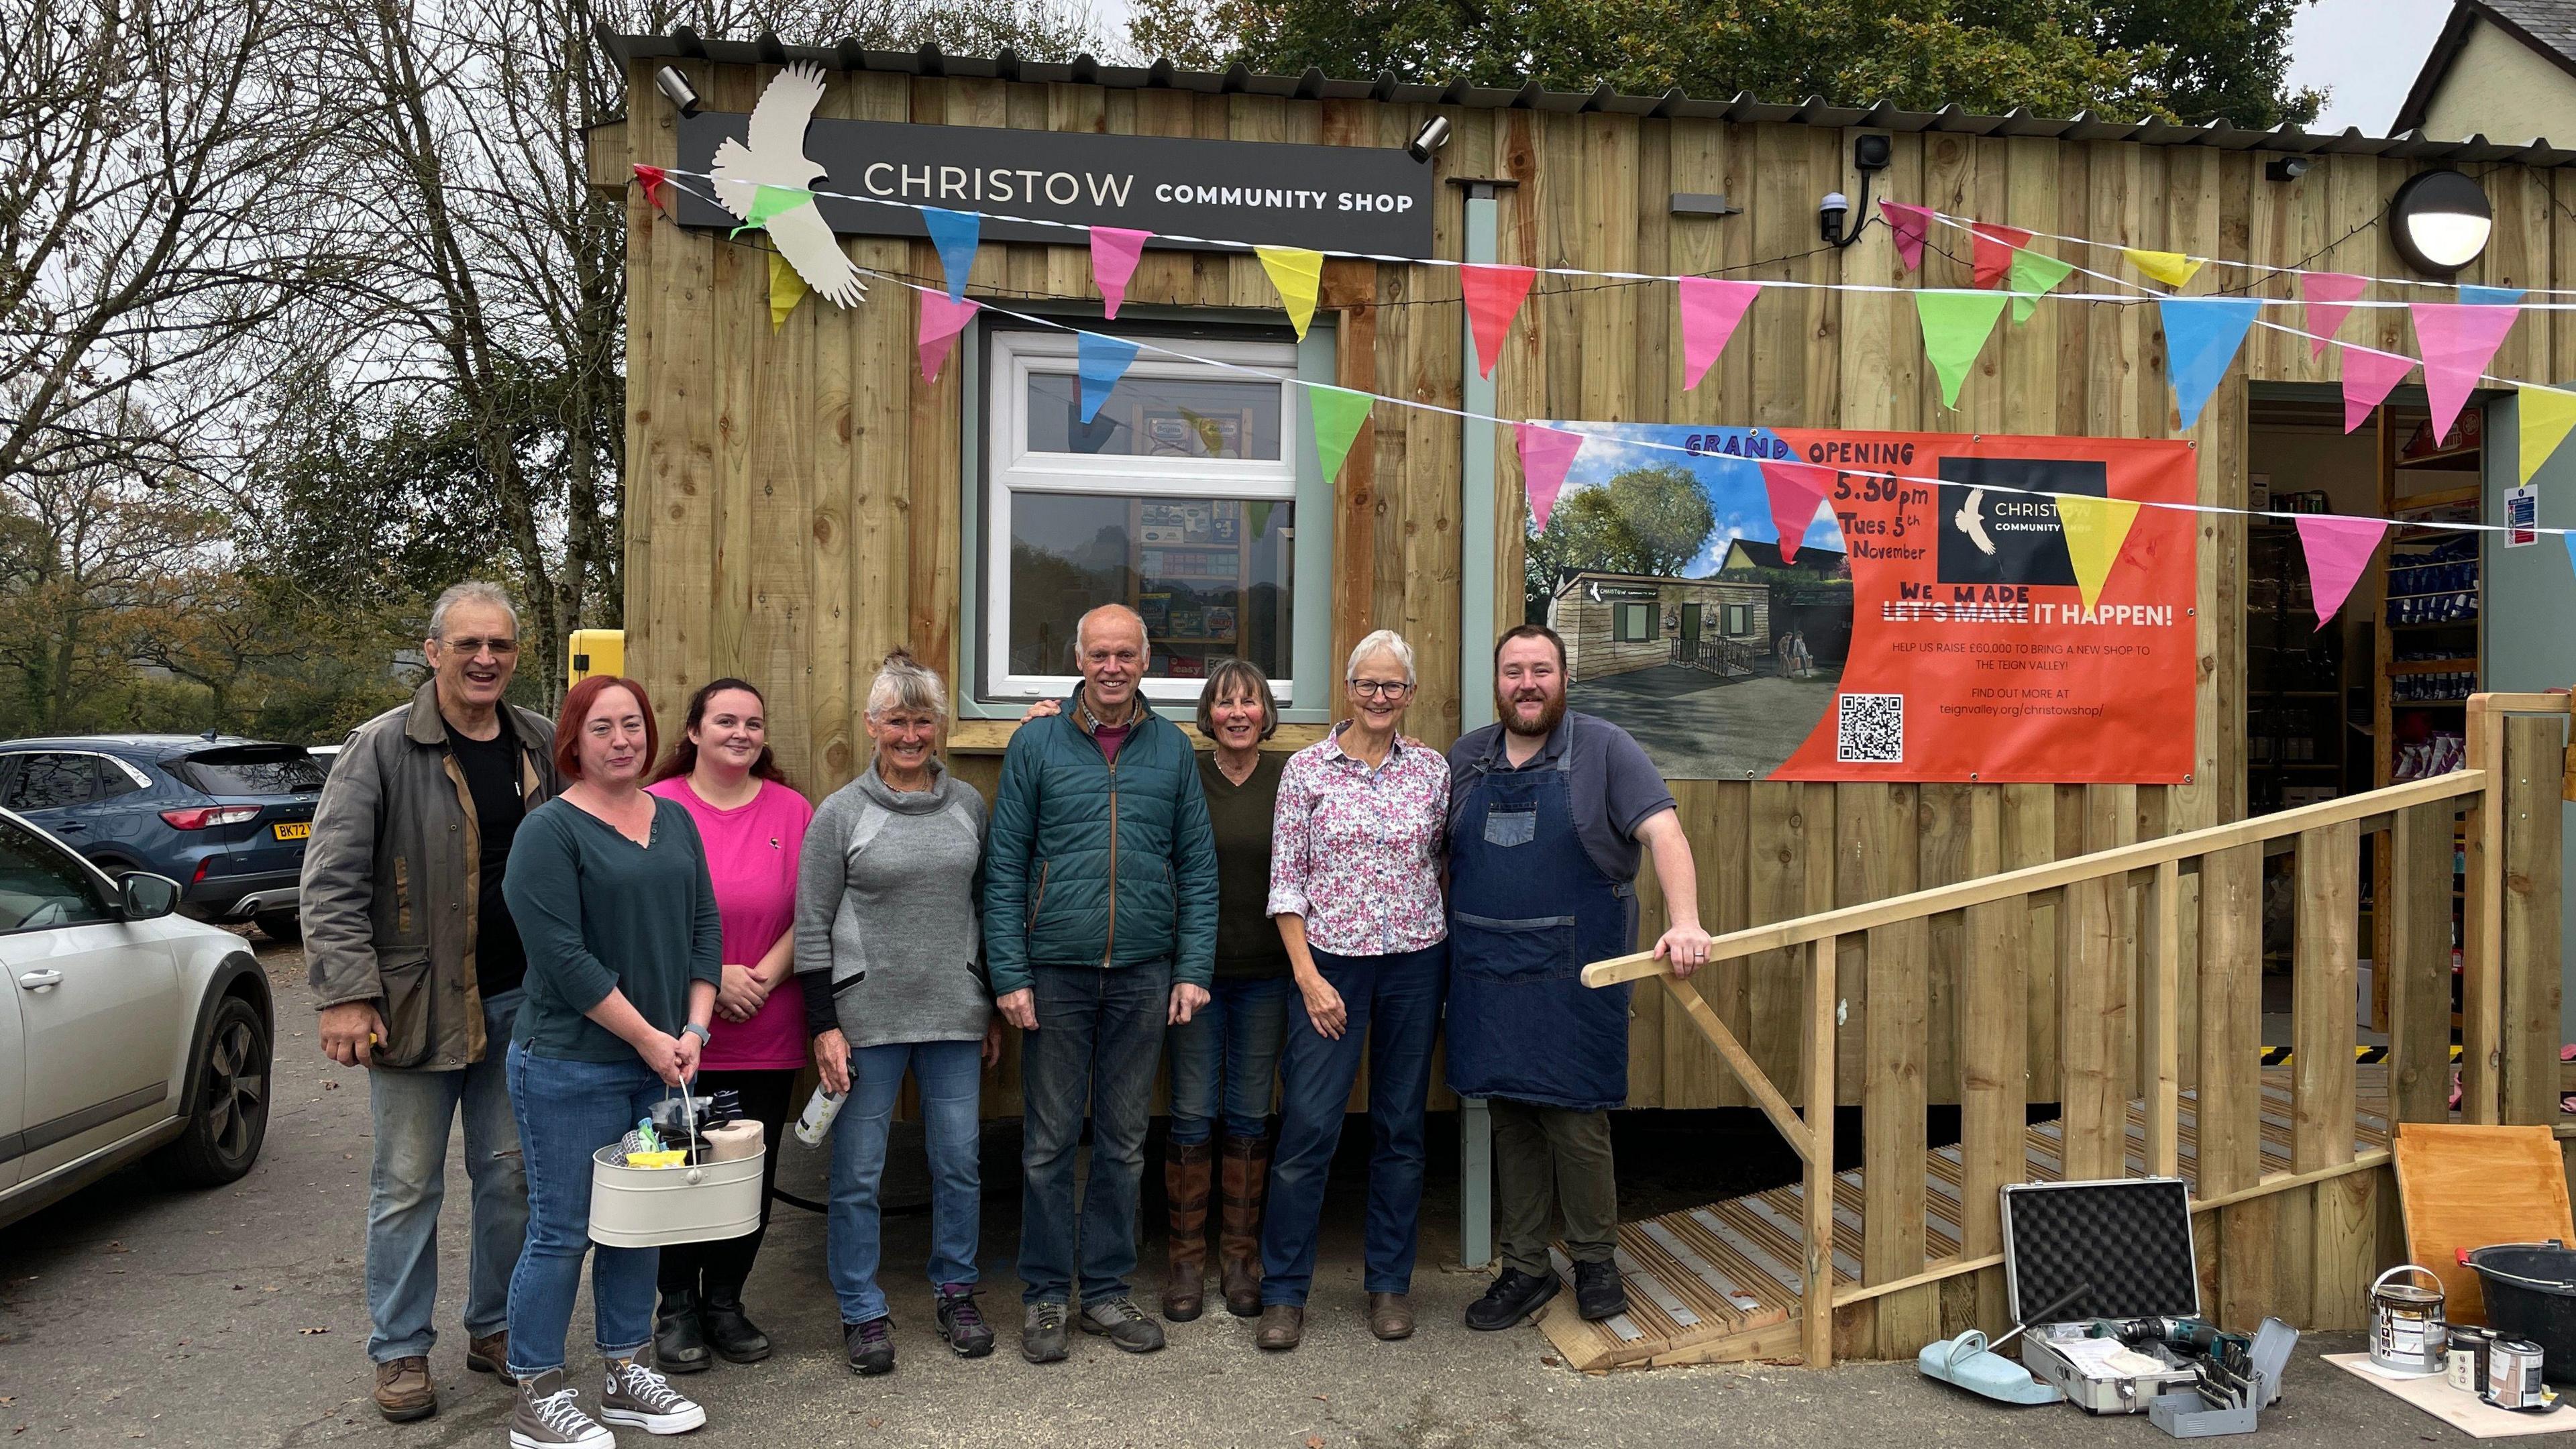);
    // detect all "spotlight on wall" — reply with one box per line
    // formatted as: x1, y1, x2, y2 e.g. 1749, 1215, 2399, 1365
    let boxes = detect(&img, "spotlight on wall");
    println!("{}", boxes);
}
655, 66, 702, 119
1819, 191, 1851, 245
2388, 168, 2493, 276
1407, 115, 1452, 164
2264, 156, 2310, 182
